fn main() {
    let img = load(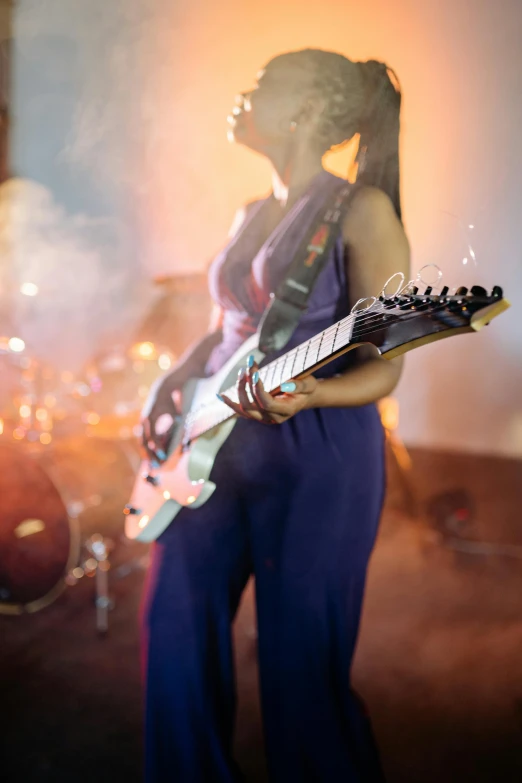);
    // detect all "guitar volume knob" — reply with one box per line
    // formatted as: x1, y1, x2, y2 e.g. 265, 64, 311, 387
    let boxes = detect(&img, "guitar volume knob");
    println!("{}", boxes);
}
123, 505, 142, 516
